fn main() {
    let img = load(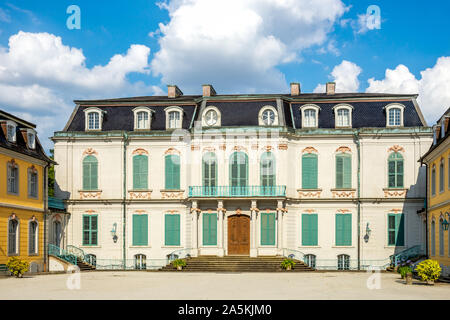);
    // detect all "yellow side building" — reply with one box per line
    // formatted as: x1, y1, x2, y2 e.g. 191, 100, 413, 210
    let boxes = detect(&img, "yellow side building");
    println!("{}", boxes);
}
0, 110, 53, 273
421, 107, 450, 277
